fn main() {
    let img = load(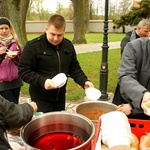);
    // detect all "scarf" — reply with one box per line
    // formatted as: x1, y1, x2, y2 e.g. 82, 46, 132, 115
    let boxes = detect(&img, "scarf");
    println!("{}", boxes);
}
0, 33, 13, 46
